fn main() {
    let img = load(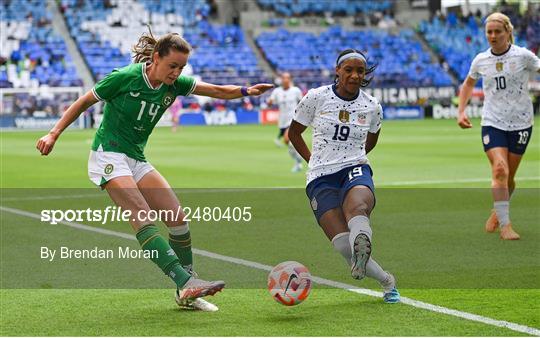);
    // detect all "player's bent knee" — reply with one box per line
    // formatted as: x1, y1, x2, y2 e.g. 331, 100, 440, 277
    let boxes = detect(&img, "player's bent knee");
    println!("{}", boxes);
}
345, 203, 371, 219
492, 162, 509, 181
